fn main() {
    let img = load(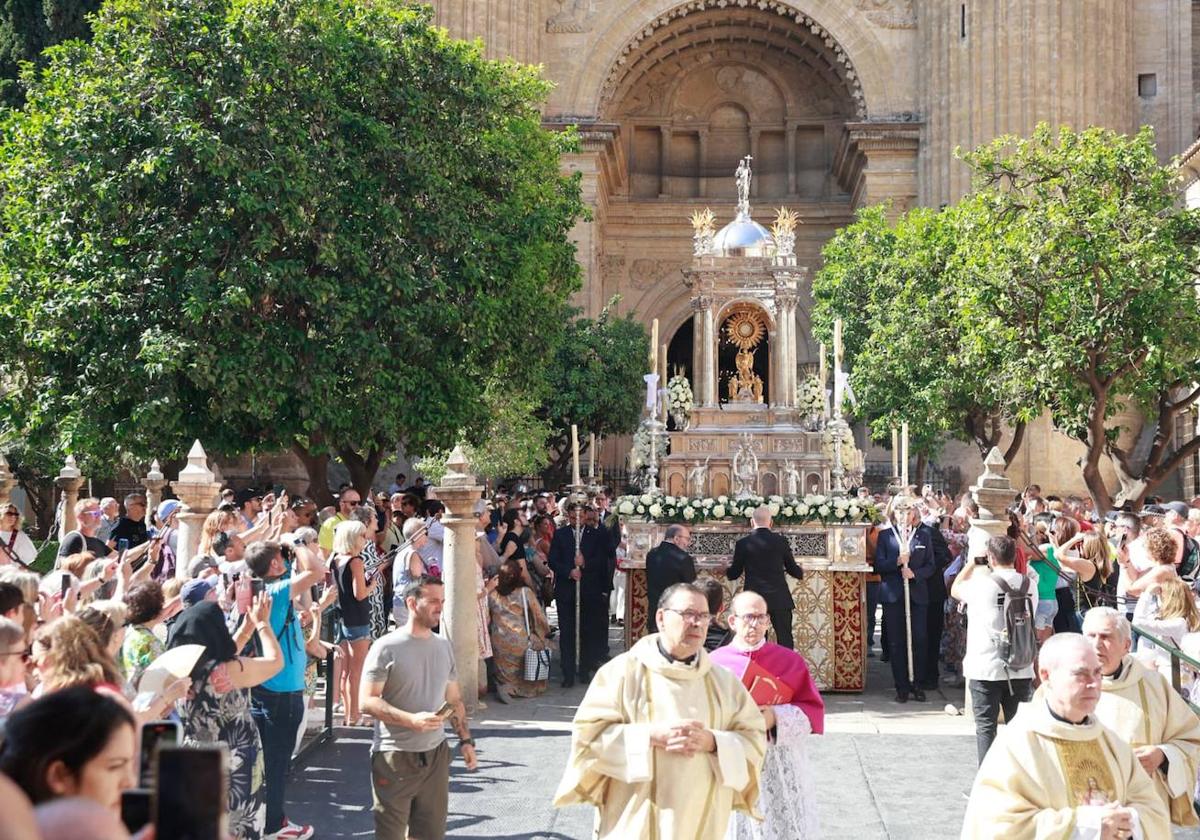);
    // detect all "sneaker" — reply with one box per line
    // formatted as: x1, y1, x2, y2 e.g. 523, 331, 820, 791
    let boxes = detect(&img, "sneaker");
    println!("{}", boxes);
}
267, 820, 315, 840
